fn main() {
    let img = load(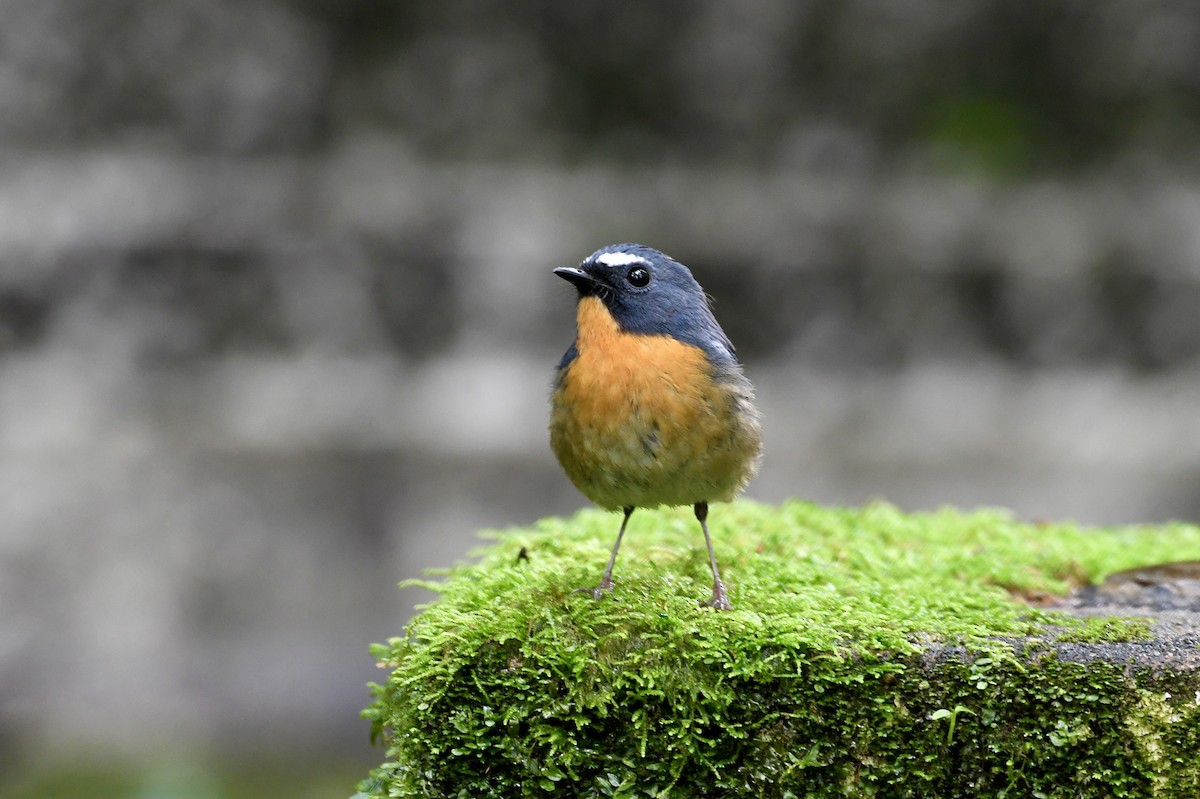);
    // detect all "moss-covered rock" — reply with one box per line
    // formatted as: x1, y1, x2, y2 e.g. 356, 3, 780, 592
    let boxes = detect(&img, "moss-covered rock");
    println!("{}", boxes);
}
358, 501, 1200, 798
